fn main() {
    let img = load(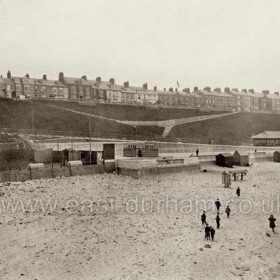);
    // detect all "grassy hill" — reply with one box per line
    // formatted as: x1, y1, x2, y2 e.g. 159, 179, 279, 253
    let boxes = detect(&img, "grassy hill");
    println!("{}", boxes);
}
167, 112, 280, 145
35, 99, 222, 121
0, 98, 163, 140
